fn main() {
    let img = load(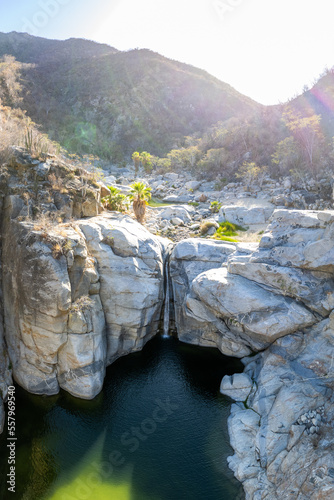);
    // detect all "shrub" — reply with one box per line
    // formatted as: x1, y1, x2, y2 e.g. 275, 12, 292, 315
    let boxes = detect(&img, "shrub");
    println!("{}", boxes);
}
102, 186, 129, 212
213, 220, 246, 241
210, 201, 222, 213
200, 220, 218, 235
